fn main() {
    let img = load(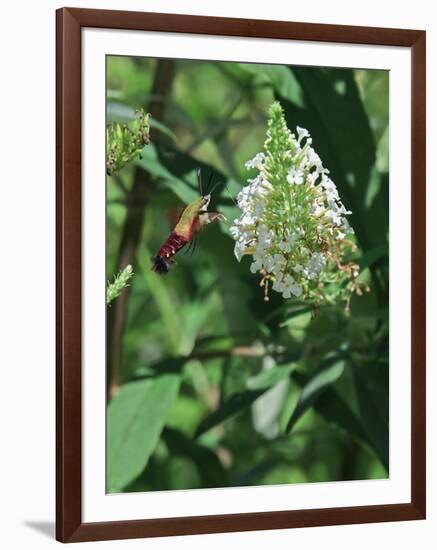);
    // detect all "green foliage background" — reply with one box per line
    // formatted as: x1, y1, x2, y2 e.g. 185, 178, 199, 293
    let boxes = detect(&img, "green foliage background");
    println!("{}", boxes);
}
106, 56, 389, 493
